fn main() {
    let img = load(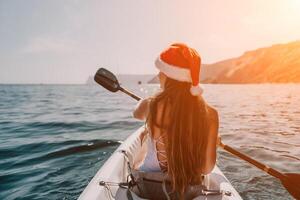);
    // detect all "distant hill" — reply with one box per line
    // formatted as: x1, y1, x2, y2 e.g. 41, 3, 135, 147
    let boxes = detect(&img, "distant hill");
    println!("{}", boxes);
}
86, 74, 155, 85
148, 76, 159, 84
118, 74, 155, 85
86, 76, 96, 85
147, 41, 300, 84
202, 40, 300, 83
87, 41, 300, 84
